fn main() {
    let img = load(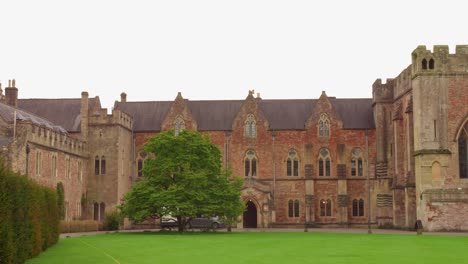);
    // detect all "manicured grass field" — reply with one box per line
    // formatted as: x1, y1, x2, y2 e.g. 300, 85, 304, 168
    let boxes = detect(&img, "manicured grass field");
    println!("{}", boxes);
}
26, 231, 468, 264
